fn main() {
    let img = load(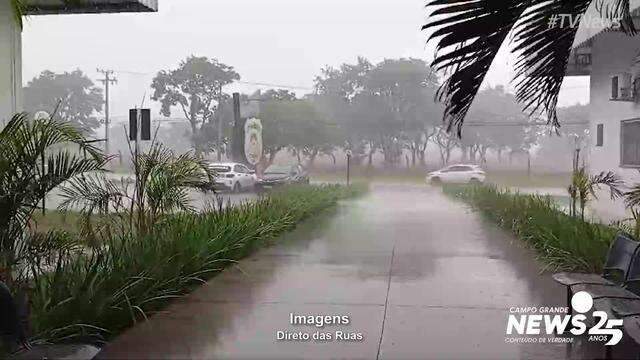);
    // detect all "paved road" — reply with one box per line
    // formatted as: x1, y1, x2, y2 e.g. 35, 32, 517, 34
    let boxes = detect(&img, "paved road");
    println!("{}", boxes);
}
98, 184, 569, 359
43, 188, 258, 212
